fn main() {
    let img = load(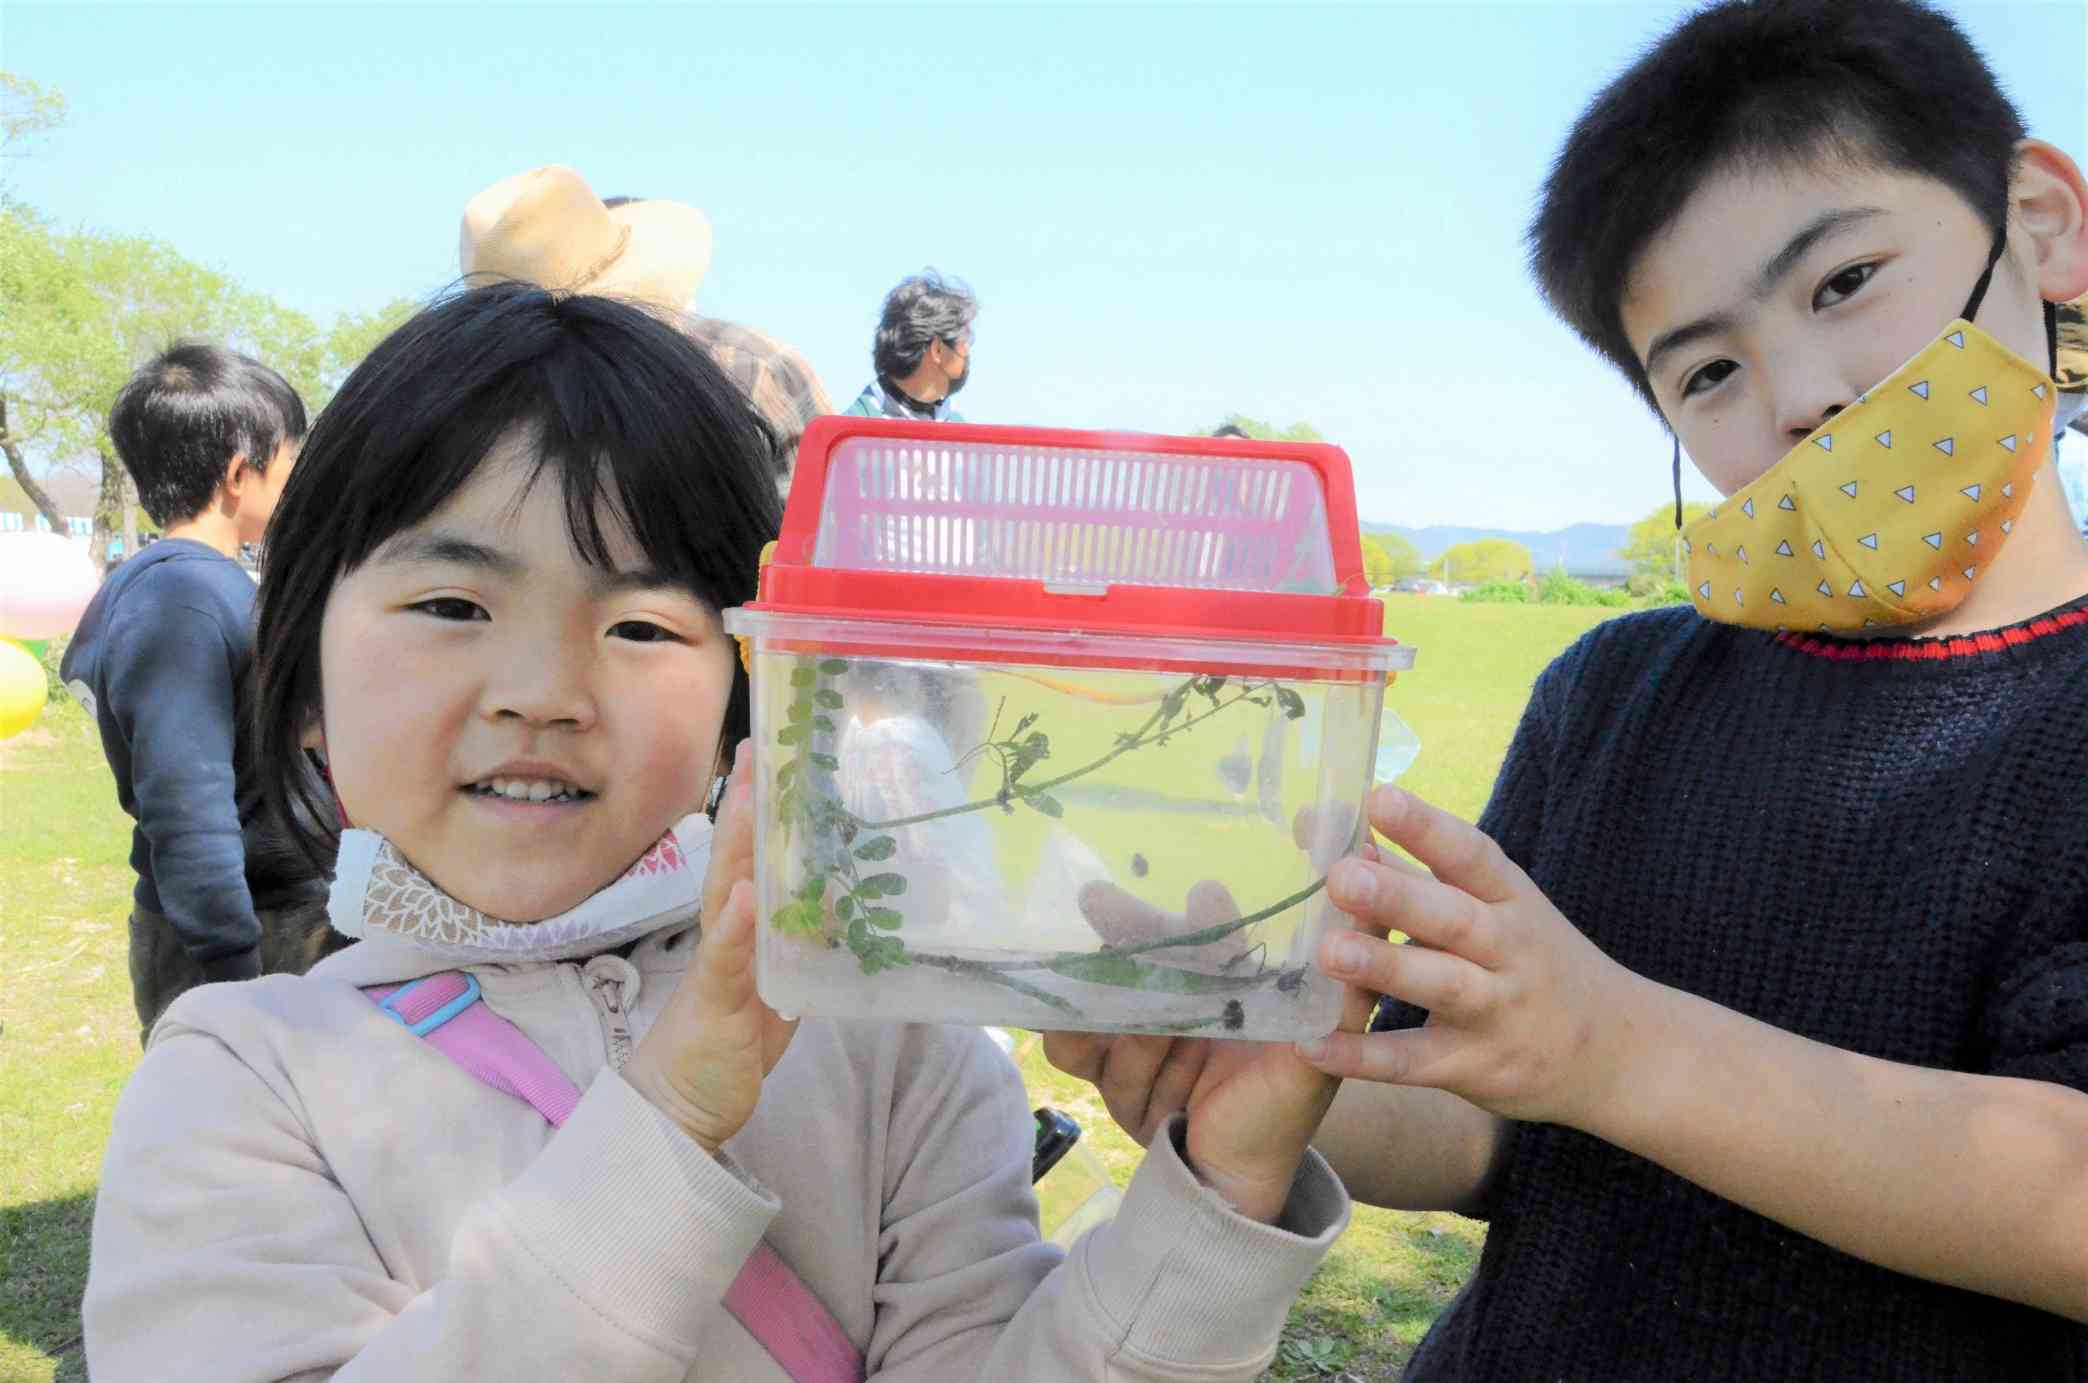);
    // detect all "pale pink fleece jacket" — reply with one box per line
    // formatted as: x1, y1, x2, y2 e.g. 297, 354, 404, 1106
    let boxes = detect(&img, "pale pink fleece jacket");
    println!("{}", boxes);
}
84, 920, 1349, 1381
